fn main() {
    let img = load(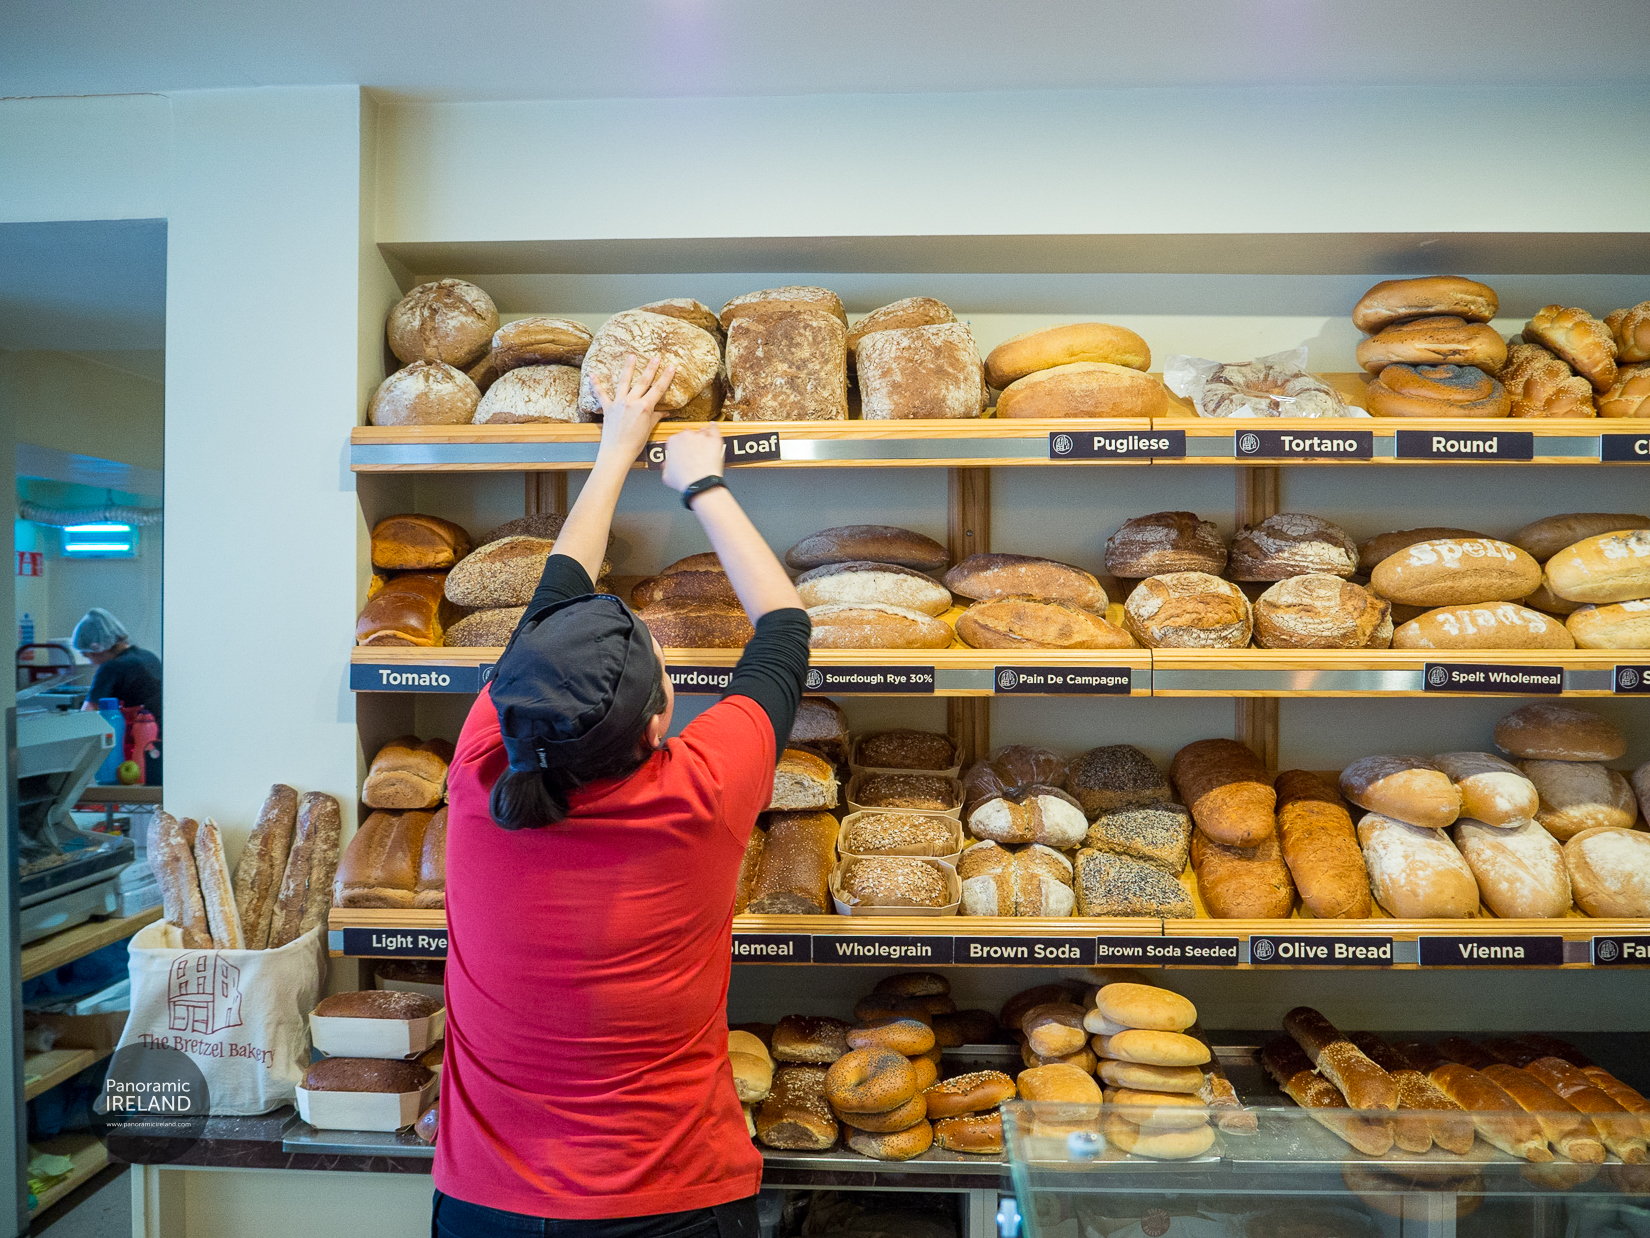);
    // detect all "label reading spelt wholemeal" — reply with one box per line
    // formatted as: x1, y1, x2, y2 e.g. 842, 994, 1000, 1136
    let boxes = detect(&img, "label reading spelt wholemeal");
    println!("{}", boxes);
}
1423, 663, 1563, 694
